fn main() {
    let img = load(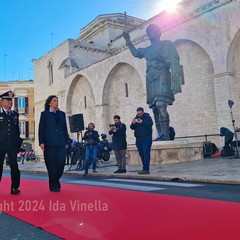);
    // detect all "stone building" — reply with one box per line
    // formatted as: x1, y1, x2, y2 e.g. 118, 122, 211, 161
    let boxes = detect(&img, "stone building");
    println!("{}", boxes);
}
33, 0, 240, 154
0, 80, 35, 148
0, 82, 9, 96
